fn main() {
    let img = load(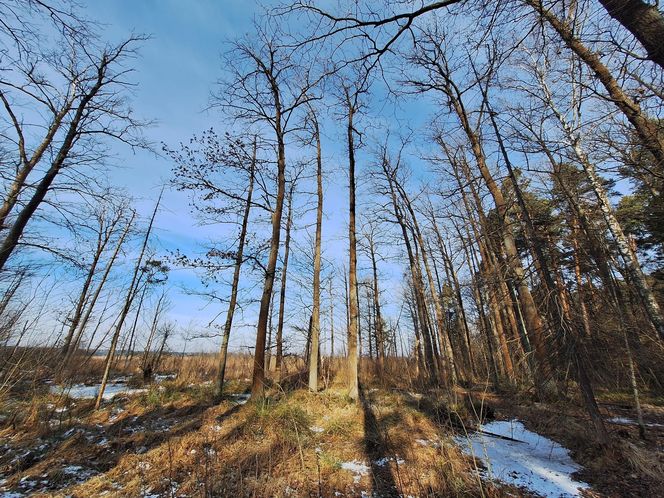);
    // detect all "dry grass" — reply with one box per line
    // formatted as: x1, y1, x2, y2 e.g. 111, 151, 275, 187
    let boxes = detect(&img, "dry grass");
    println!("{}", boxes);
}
48, 387, 498, 497
2, 348, 664, 497
0, 373, 511, 497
